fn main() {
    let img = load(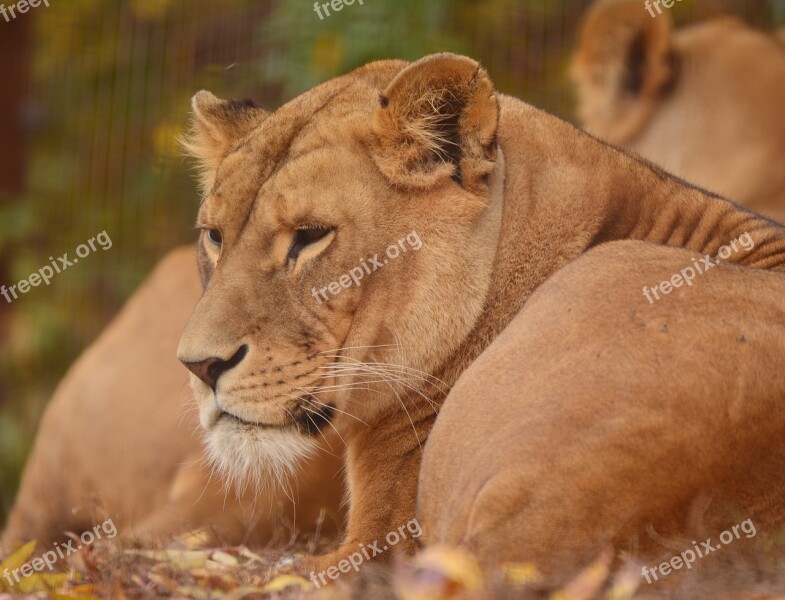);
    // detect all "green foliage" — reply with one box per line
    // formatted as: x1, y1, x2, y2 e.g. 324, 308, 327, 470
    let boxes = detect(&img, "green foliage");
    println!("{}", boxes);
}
0, 203, 38, 248
773, 0, 785, 23
264, 0, 469, 98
